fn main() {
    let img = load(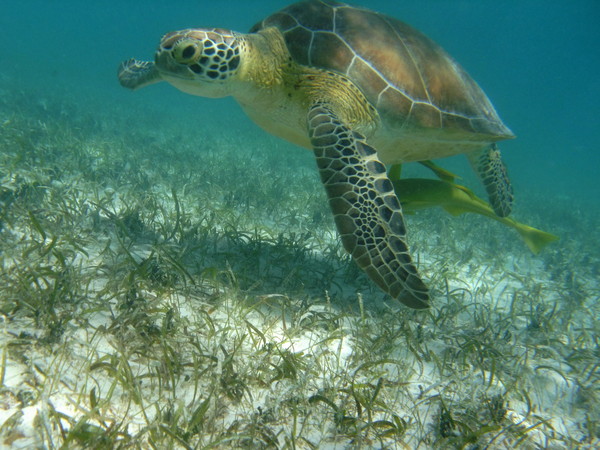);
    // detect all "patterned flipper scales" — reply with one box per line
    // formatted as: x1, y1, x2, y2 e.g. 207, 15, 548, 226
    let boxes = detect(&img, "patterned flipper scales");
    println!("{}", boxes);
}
308, 103, 430, 309
468, 144, 514, 217
118, 59, 161, 90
